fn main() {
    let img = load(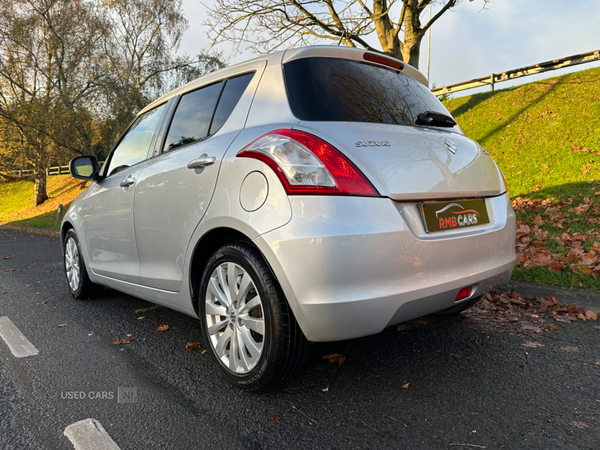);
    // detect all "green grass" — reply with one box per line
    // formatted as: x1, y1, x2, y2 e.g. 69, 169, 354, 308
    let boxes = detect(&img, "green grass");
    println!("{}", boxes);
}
0, 175, 88, 230
444, 67, 600, 292
444, 67, 600, 199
